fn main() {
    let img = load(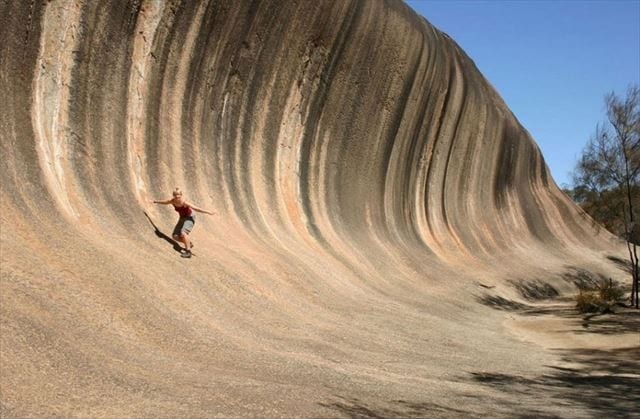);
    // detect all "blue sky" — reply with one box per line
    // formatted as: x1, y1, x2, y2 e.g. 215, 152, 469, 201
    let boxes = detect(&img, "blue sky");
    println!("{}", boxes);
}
405, 0, 640, 187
